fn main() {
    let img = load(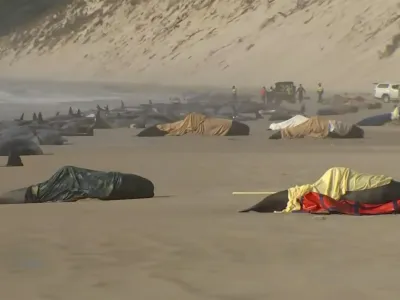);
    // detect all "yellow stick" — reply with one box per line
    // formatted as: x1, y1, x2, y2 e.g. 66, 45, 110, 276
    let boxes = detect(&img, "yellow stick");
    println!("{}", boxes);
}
232, 191, 276, 195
